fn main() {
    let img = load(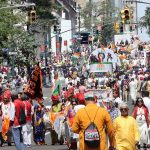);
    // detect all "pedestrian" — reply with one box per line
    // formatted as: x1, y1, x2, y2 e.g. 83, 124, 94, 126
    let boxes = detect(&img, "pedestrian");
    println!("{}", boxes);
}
72, 92, 115, 150
49, 99, 62, 145
21, 94, 32, 147
33, 99, 45, 145
132, 97, 150, 145
1, 90, 15, 146
11, 91, 26, 150
114, 103, 140, 150
142, 91, 150, 111
129, 78, 137, 104
121, 75, 130, 101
